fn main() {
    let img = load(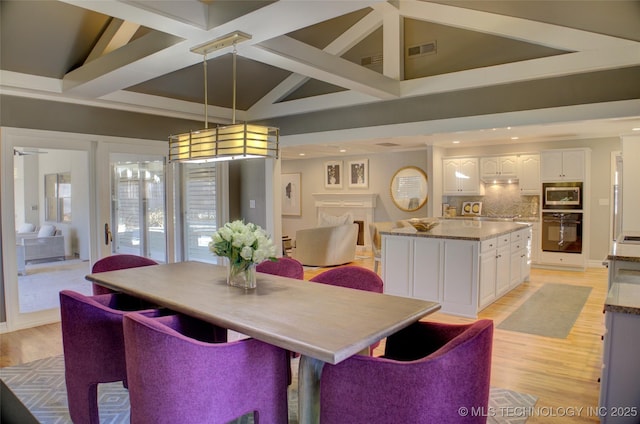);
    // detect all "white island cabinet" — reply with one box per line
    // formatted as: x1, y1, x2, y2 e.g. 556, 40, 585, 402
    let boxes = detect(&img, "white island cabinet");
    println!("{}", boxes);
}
382, 220, 531, 318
